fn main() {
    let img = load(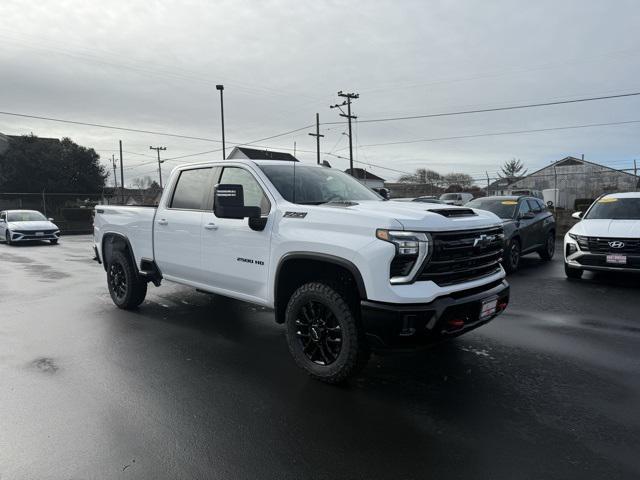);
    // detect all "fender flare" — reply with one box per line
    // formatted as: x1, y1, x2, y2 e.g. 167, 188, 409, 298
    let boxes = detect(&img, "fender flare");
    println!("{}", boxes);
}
101, 232, 138, 273
274, 251, 368, 304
